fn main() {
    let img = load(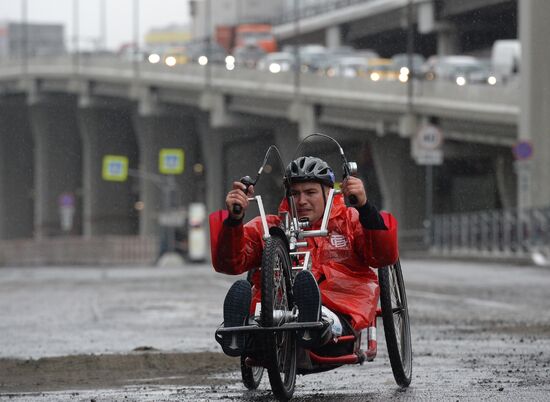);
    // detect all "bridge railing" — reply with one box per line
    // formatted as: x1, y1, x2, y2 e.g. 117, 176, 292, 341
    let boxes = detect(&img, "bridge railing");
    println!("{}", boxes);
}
0, 56, 519, 103
0, 56, 519, 142
429, 207, 550, 259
